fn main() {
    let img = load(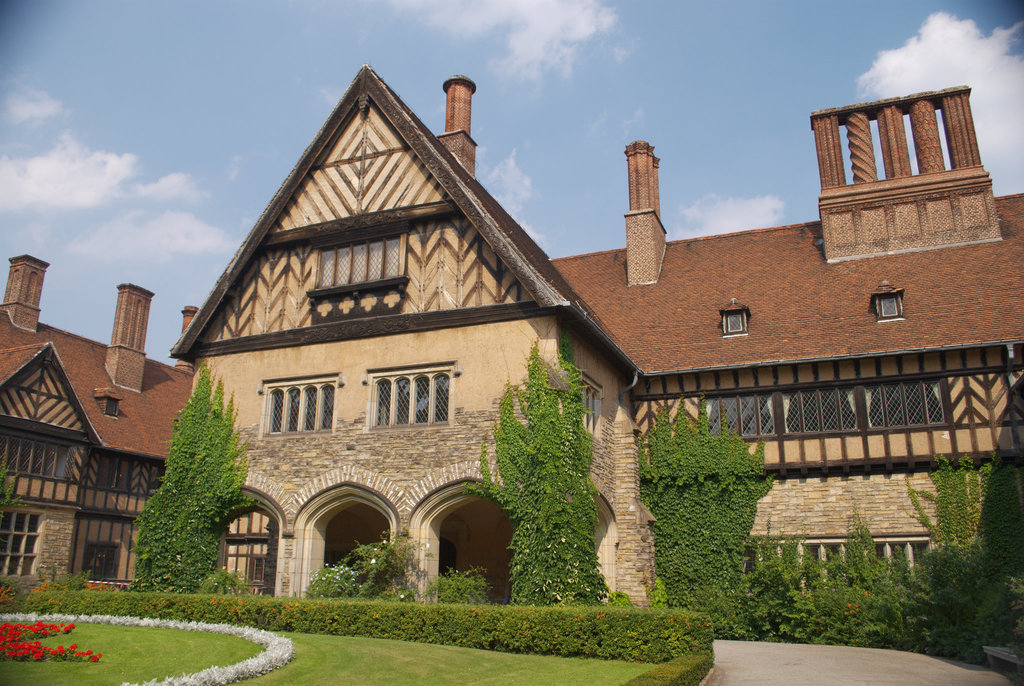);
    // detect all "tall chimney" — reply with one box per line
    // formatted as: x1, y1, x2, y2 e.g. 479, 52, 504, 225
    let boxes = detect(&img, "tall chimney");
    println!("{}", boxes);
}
105, 283, 154, 392
175, 306, 198, 373
439, 75, 477, 175
1, 255, 49, 332
624, 141, 666, 286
